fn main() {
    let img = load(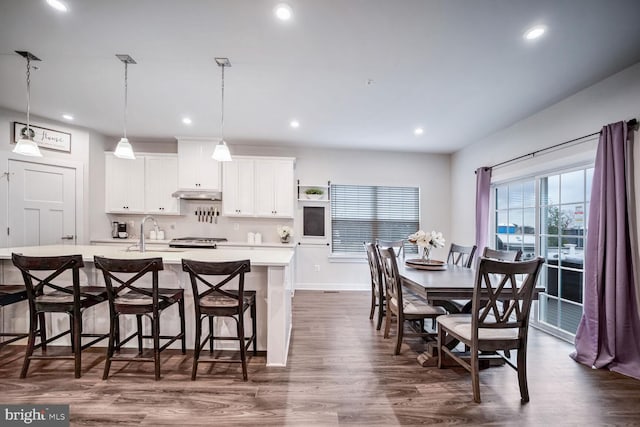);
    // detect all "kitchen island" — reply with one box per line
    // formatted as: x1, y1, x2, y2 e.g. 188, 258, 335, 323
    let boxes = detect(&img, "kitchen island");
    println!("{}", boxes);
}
0, 245, 295, 367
